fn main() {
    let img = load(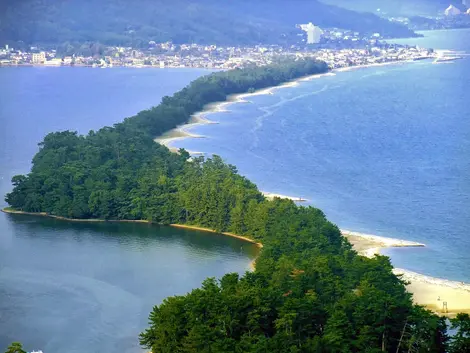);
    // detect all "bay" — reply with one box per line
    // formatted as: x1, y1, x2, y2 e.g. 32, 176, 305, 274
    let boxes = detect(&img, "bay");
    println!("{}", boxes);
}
172, 29, 470, 283
0, 67, 258, 353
